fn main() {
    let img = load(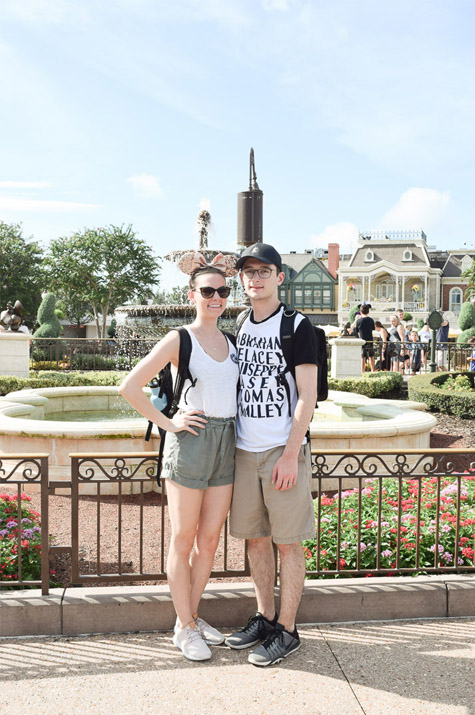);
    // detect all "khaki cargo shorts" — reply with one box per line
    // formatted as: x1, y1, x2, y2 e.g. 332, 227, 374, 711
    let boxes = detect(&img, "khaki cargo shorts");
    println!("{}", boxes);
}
229, 443, 316, 544
161, 416, 236, 490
